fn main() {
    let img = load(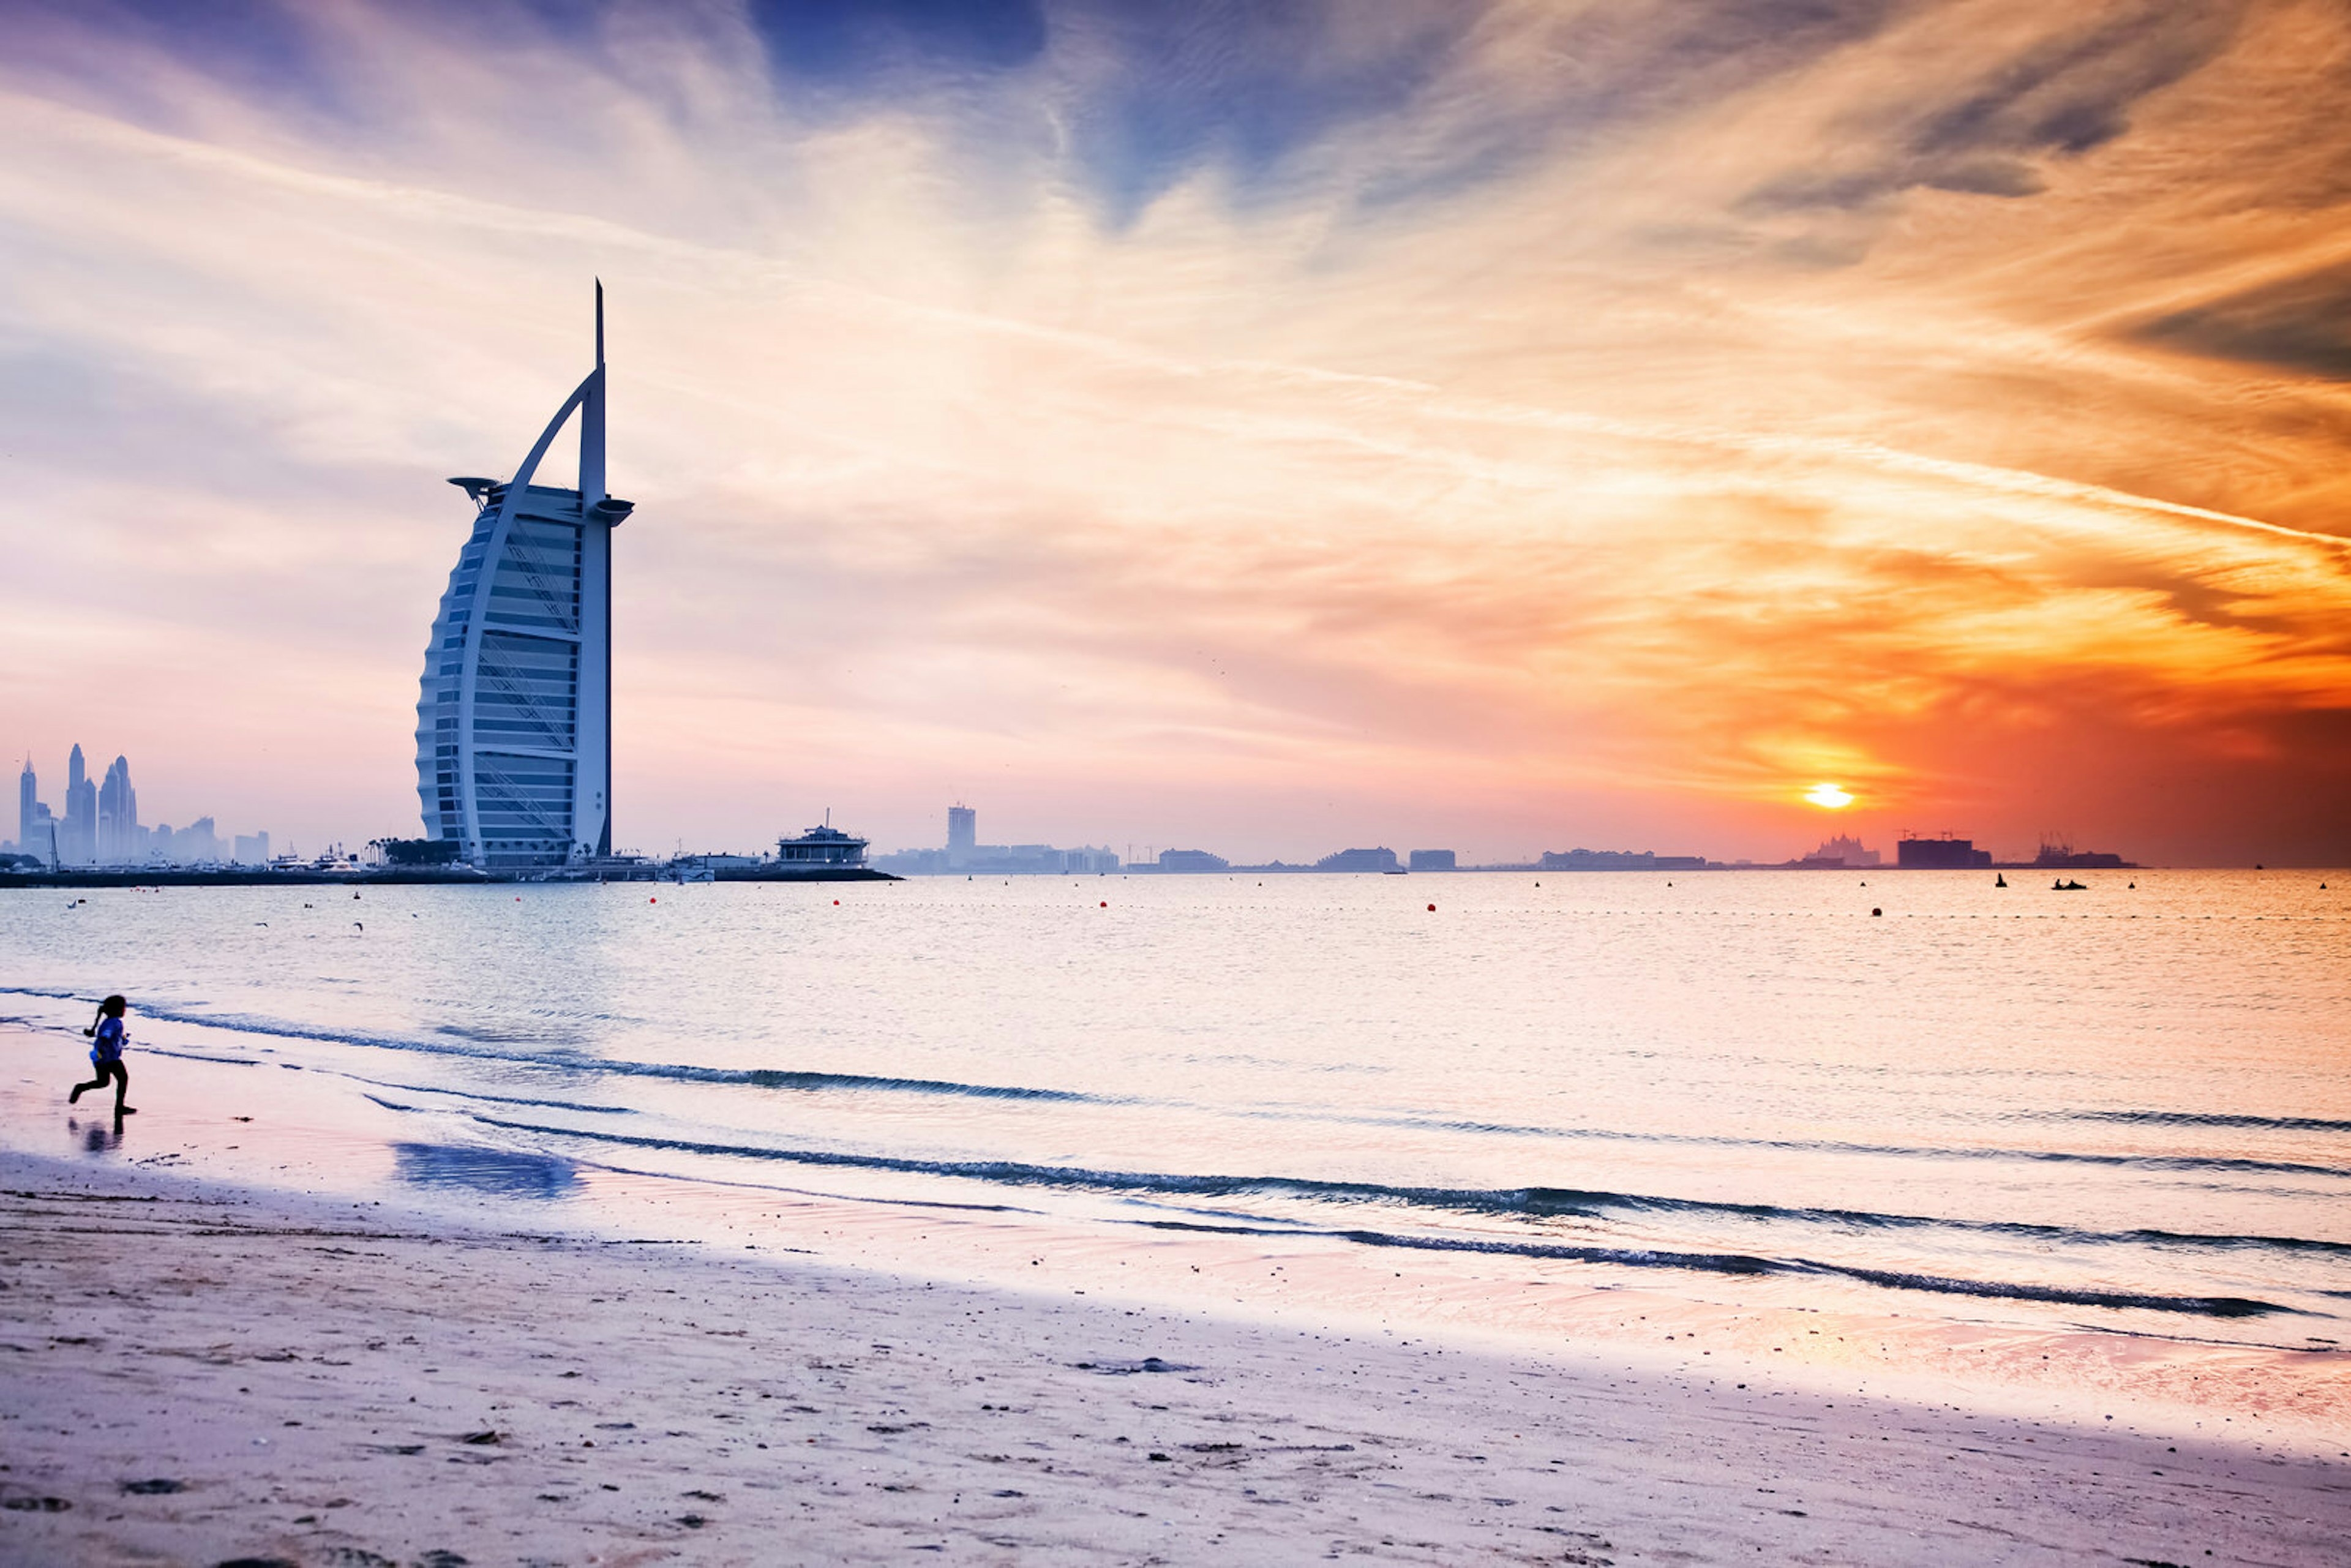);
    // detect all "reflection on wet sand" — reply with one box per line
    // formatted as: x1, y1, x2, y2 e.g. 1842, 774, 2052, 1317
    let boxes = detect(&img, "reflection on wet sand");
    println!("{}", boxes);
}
68, 1116, 122, 1155
391, 1141, 577, 1200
